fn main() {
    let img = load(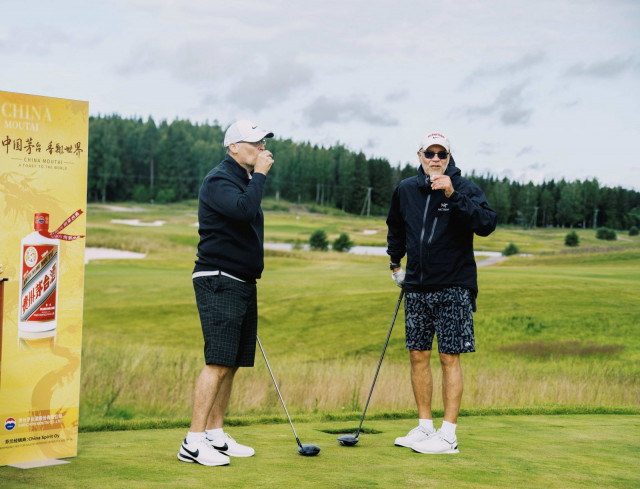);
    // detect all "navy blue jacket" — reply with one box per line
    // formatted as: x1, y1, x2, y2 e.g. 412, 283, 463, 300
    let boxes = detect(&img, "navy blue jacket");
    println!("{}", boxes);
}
194, 155, 266, 282
386, 158, 497, 297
